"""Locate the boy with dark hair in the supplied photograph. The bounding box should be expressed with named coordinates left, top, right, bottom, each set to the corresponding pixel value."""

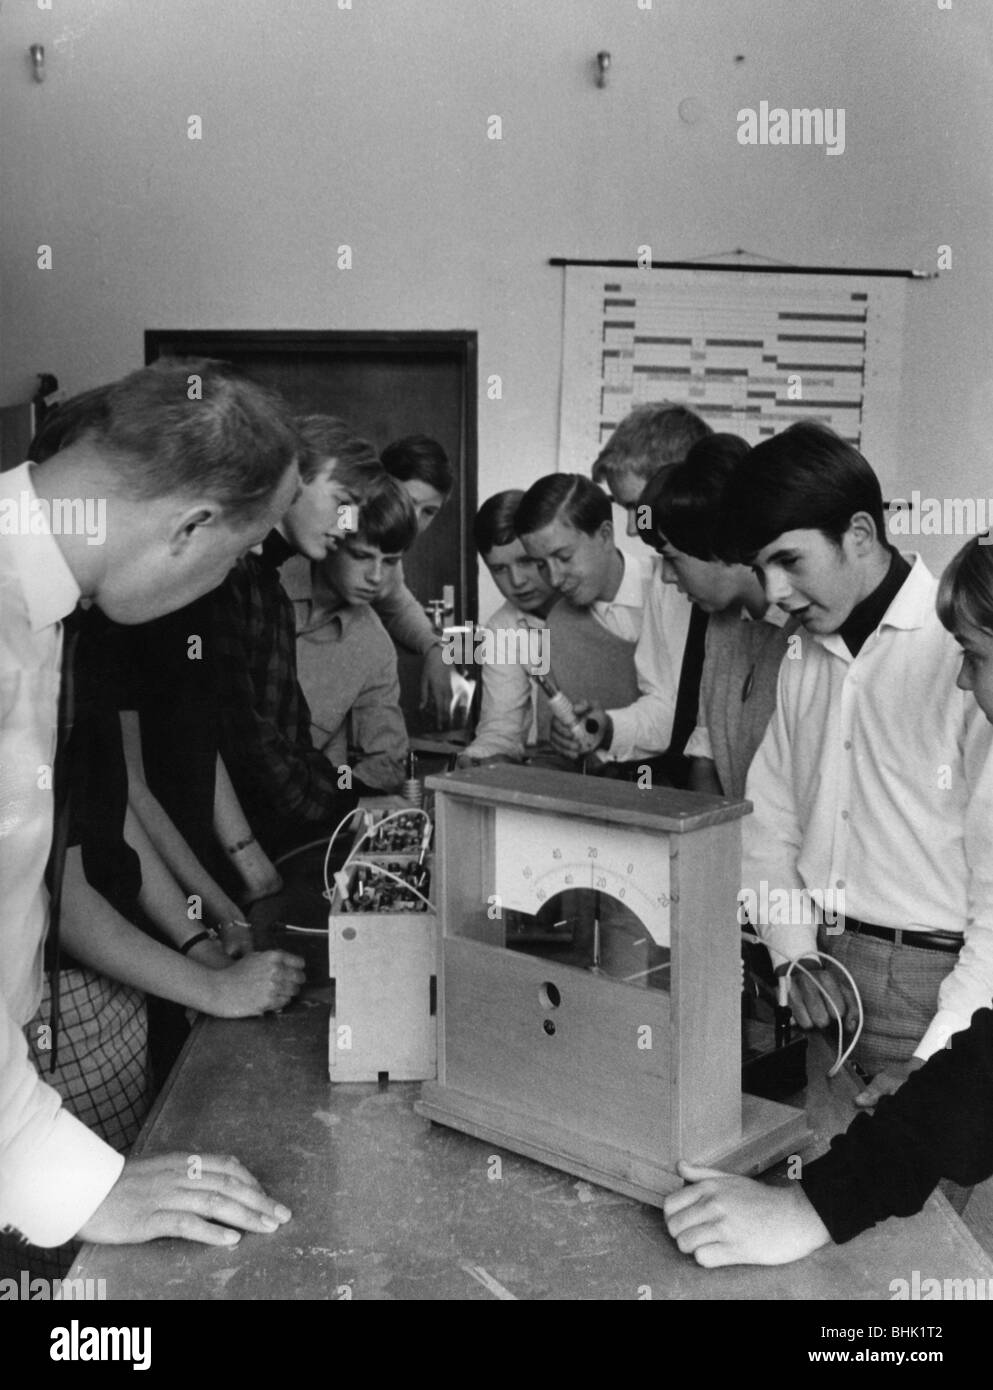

left=715, top=421, right=993, bottom=1107
left=665, top=529, right=993, bottom=1268
left=381, top=433, right=454, bottom=531
left=380, top=432, right=456, bottom=725
left=639, top=433, right=796, bottom=799
left=1, top=358, right=299, bottom=1261
left=293, top=473, right=418, bottom=792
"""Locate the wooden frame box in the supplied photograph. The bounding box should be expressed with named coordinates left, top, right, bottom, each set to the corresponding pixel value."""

left=416, top=766, right=809, bottom=1206
left=328, top=818, right=437, bottom=1083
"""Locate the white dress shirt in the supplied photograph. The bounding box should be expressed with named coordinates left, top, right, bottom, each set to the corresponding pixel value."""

left=0, top=463, right=124, bottom=1246
left=604, top=556, right=693, bottom=763
left=743, top=554, right=993, bottom=1061
left=462, top=599, right=546, bottom=761
left=466, top=552, right=660, bottom=762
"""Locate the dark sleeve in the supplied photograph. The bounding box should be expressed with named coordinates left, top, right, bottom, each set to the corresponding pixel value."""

left=800, top=1005, right=993, bottom=1244
left=212, top=567, right=368, bottom=834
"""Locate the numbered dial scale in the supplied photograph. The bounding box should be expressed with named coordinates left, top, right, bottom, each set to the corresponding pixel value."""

left=416, top=764, right=810, bottom=1207
left=495, top=805, right=671, bottom=946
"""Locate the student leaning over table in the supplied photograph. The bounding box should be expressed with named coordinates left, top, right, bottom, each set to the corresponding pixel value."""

left=717, top=422, right=993, bottom=1110
left=0, top=360, right=299, bottom=1254
left=664, top=531, right=993, bottom=1267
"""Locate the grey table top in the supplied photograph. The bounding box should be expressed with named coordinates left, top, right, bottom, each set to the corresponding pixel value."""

left=72, top=987, right=993, bottom=1301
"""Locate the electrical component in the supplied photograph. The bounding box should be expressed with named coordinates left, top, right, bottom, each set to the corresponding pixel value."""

left=528, top=669, right=602, bottom=754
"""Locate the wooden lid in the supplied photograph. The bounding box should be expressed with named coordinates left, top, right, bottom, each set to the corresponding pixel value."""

left=426, top=764, right=750, bottom=833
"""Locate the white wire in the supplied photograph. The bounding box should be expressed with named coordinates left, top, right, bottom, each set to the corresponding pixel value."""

left=321, top=807, right=367, bottom=905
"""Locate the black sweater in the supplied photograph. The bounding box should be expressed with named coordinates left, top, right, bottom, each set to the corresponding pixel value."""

left=800, top=1005, right=993, bottom=1244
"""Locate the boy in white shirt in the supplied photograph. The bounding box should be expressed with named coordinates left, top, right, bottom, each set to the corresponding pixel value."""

left=718, top=421, right=993, bottom=1109
left=517, top=473, right=688, bottom=770
left=458, top=490, right=557, bottom=764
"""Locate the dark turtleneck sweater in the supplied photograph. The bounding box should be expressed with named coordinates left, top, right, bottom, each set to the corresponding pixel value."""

left=837, top=547, right=911, bottom=658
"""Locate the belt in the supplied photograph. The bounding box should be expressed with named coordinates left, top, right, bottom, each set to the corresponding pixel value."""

left=838, top=917, right=963, bottom=954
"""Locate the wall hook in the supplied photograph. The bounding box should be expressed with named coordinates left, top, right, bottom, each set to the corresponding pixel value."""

left=29, top=44, right=45, bottom=83
left=595, top=51, right=610, bottom=89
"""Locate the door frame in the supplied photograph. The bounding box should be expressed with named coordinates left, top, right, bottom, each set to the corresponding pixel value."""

left=144, top=328, right=479, bottom=624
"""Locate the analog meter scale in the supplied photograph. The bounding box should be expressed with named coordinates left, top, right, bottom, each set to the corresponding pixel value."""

left=416, top=765, right=809, bottom=1206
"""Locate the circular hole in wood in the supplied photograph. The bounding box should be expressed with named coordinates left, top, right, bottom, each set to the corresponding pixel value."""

left=539, top=982, right=561, bottom=1010
left=542, top=1019, right=556, bottom=1036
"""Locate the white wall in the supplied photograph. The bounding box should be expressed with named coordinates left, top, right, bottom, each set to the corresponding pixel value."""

left=2, top=0, right=991, bottom=609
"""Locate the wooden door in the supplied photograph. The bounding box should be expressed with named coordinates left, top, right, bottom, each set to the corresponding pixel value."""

left=145, top=330, right=477, bottom=732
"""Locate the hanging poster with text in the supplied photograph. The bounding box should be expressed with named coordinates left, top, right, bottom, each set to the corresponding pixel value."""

left=559, top=265, right=907, bottom=493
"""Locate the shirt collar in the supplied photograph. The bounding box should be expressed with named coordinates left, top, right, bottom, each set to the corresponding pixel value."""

left=0, top=462, right=81, bottom=632
left=873, top=552, right=933, bottom=631
left=815, top=552, right=933, bottom=658
left=596, top=550, right=651, bottom=612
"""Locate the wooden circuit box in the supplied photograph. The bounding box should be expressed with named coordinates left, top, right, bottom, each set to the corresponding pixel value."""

left=415, top=766, right=809, bottom=1206
left=327, top=812, right=437, bottom=1083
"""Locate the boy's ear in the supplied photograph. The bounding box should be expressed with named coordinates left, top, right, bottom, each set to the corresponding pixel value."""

left=596, top=518, right=615, bottom=544
left=846, top=510, right=880, bottom=554
left=168, top=505, right=216, bottom=555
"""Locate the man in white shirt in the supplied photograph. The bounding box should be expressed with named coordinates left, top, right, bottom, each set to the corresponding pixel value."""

left=718, top=421, right=993, bottom=1109
left=1, top=360, right=301, bottom=1257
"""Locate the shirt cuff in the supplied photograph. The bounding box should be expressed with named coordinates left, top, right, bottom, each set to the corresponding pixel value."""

left=913, top=1008, right=969, bottom=1063
left=684, top=724, right=712, bottom=761
left=603, top=706, right=638, bottom=763
left=756, top=923, right=819, bottom=974
left=3, top=1108, right=125, bottom=1248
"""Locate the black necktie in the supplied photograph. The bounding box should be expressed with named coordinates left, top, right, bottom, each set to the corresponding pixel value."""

left=670, top=603, right=709, bottom=760
left=45, top=605, right=81, bottom=1073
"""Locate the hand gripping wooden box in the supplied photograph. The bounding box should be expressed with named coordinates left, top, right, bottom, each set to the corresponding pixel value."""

left=415, top=766, right=810, bottom=1206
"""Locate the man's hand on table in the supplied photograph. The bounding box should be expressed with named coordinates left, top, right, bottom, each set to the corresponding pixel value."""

left=663, top=1160, right=831, bottom=1267
left=205, top=949, right=306, bottom=1017
left=77, top=1152, right=292, bottom=1247
left=854, top=1056, right=925, bottom=1109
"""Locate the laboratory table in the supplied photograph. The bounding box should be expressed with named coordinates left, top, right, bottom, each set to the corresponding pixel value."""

left=72, top=979, right=993, bottom=1301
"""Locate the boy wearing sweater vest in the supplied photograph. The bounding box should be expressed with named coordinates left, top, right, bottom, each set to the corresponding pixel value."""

left=516, top=474, right=679, bottom=768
